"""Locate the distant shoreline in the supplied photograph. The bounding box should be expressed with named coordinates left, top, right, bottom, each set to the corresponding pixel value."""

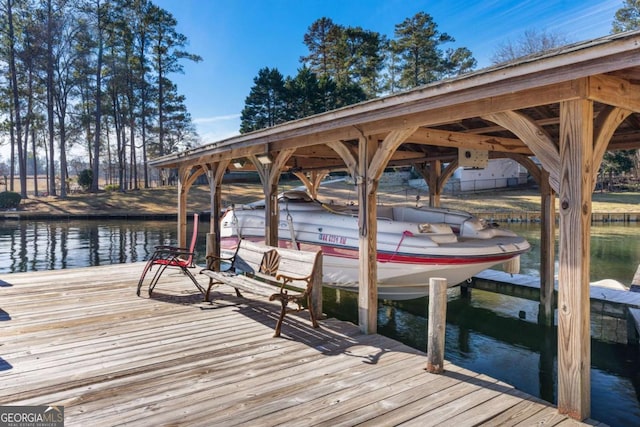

left=3, top=182, right=640, bottom=222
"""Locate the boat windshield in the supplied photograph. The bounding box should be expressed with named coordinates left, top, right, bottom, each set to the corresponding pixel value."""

left=279, top=191, right=314, bottom=203
left=245, top=191, right=316, bottom=209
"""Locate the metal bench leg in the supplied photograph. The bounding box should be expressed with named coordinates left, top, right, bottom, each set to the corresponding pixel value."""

left=274, top=298, right=288, bottom=338
left=205, top=278, right=225, bottom=302
left=205, top=279, right=214, bottom=302
left=307, top=295, right=320, bottom=328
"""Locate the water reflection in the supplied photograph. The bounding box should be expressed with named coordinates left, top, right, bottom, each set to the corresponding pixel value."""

left=4, top=220, right=640, bottom=282
left=506, top=222, right=640, bottom=283
left=0, top=219, right=207, bottom=274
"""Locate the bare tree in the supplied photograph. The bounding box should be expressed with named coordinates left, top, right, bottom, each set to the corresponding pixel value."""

left=4, top=0, right=28, bottom=197
left=45, top=0, right=57, bottom=196
left=491, top=29, right=571, bottom=64
left=90, top=0, right=106, bottom=193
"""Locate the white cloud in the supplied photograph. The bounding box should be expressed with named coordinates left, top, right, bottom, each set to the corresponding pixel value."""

left=193, top=114, right=241, bottom=144
left=546, top=1, right=618, bottom=38
left=193, top=113, right=241, bottom=124
left=191, top=113, right=241, bottom=144
left=198, top=128, right=240, bottom=144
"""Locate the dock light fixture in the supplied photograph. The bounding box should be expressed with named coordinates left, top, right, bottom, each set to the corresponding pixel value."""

left=256, top=153, right=273, bottom=165
left=232, top=158, right=246, bottom=169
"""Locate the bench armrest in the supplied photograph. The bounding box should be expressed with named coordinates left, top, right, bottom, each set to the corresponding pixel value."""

left=276, top=272, right=312, bottom=286
left=205, top=253, right=235, bottom=263
left=204, top=253, right=236, bottom=272
left=200, top=267, right=234, bottom=276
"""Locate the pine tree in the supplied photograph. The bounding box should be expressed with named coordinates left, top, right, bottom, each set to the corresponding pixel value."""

left=284, top=67, right=323, bottom=120
left=301, top=17, right=341, bottom=80
left=240, top=67, right=288, bottom=133
left=301, top=18, right=385, bottom=99
left=341, top=26, right=385, bottom=97
left=612, top=0, right=640, bottom=33
left=148, top=4, right=201, bottom=156
left=390, top=12, right=456, bottom=89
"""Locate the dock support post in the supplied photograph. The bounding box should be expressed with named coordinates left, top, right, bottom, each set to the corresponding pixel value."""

left=207, top=162, right=226, bottom=268
left=627, top=307, right=640, bottom=345
left=357, top=136, right=378, bottom=334
left=557, top=98, right=592, bottom=420
left=460, top=283, right=471, bottom=299
left=539, top=170, right=556, bottom=326
left=206, top=233, right=218, bottom=271
left=426, top=277, right=447, bottom=374
left=177, top=165, right=189, bottom=248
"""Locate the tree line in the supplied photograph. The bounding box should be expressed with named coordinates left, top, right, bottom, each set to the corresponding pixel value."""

left=2, top=1, right=639, bottom=198
left=0, top=0, right=200, bottom=197
left=240, top=13, right=476, bottom=133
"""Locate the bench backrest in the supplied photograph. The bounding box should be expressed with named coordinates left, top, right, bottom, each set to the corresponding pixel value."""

left=273, top=245, right=320, bottom=280
left=232, top=240, right=274, bottom=275
left=233, top=240, right=321, bottom=289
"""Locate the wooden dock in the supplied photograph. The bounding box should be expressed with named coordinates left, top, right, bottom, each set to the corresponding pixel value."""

left=0, top=264, right=602, bottom=426
left=470, top=269, right=640, bottom=316
left=470, top=269, right=640, bottom=345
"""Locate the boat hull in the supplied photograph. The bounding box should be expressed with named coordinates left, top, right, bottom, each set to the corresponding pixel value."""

left=310, top=246, right=517, bottom=300
left=221, top=236, right=526, bottom=300
left=220, top=193, right=530, bottom=300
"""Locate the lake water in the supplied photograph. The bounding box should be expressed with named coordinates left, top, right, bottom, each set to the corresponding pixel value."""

left=1, top=219, right=639, bottom=426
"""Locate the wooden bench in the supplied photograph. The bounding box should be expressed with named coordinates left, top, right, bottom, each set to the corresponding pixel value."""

left=200, top=240, right=323, bottom=337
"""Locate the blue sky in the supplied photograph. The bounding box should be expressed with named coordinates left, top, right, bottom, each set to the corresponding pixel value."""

left=155, top=0, right=622, bottom=145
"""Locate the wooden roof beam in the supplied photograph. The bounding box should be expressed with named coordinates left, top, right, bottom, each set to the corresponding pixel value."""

left=460, top=117, right=559, bottom=134
left=588, top=74, right=640, bottom=113
left=593, top=106, right=633, bottom=188
left=369, top=127, right=419, bottom=182
left=402, top=127, right=532, bottom=155
left=483, top=110, right=560, bottom=192
left=358, top=80, right=585, bottom=136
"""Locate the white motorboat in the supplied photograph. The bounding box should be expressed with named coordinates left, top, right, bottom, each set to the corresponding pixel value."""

left=220, top=191, right=531, bottom=300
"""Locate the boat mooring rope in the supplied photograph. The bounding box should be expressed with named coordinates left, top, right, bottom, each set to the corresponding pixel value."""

left=231, top=205, right=242, bottom=240
left=392, top=230, right=414, bottom=258
left=285, top=200, right=300, bottom=250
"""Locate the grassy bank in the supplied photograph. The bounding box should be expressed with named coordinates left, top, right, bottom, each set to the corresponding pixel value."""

left=5, top=180, right=640, bottom=218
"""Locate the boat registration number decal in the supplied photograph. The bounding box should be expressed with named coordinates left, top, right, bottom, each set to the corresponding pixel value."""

left=319, top=233, right=347, bottom=245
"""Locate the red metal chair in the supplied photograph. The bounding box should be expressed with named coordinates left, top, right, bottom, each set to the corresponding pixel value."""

left=137, top=213, right=205, bottom=297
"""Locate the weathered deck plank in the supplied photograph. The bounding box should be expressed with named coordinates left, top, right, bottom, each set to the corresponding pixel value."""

left=0, top=263, right=601, bottom=426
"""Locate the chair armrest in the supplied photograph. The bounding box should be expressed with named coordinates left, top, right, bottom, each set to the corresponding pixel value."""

left=154, top=249, right=194, bottom=258
left=154, top=244, right=188, bottom=251
left=148, top=248, right=196, bottom=268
